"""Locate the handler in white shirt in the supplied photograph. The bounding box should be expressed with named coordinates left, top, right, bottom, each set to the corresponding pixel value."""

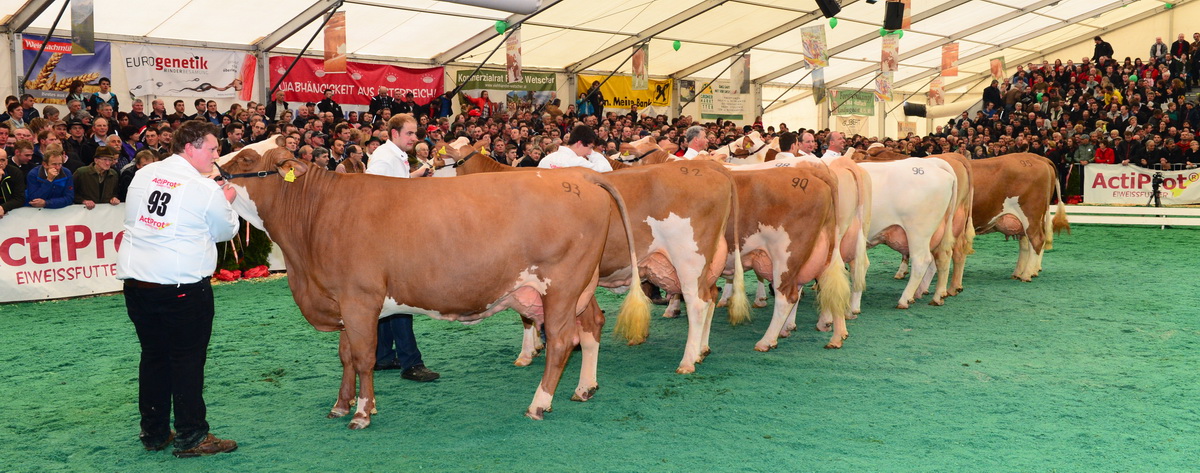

left=821, top=131, right=847, bottom=162
left=681, top=125, right=707, bottom=159
left=774, top=131, right=801, bottom=160
left=365, top=114, right=434, bottom=178
left=798, top=131, right=819, bottom=157
left=539, top=124, right=613, bottom=172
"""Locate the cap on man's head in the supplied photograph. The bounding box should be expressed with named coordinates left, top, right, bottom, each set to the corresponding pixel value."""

left=427, top=125, right=439, bottom=133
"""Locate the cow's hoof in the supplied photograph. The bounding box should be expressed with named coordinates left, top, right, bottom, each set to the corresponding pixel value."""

left=893, top=274, right=906, bottom=280
left=348, top=415, right=370, bottom=430
left=514, top=357, right=533, bottom=367
left=716, top=300, right=728, bottom=308
left=846, top=313, right=859, bottom=320
left=572, top=386, right=598, bottom=402
left=701, top=347, right=712, bottom=357
left=852, top=309, right=862, bottom=315
left=662, top=310, right=679, bottom=319
left=752, top=300, right=769, bottom=308
left=328, top=405, right=350, bottom=419
left=824, top=341, right=843, bottom=349
left=896, top=304, right=909, bottom=310
left=929, top=299, right=944, bottom=306
left=525, top=407, right=546, bottom=420
left=754, top=341, right=776, bottom=352
left=676, top=365, right=695, bottom=374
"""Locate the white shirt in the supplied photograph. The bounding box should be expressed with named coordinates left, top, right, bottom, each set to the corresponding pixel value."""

left=117, top=155, right=238, bottom=284
left=538, top=146, right=613, bottom=172
left=683, top=147, right=700, bottom=159
left=821, top=149, right=842, bottom=163
left=775, top=151, right=796, bottom=160
left=365, top=139, right=410, bottom=178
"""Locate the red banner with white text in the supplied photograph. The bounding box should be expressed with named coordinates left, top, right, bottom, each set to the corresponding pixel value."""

left=269, top=56, right=443, bottom=106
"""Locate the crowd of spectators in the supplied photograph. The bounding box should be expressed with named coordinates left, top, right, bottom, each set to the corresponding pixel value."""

left=2, top=30, right=1199, bottom=220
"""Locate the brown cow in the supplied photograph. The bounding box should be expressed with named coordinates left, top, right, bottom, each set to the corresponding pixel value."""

left=220, top=147, right=652, bottom=426
left=444, top=141, right=751, bottom=373
left=967, top=153, right=1069, bottom=281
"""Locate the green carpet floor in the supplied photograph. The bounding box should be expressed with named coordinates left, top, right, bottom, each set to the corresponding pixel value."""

left=1, top=225, right=1196, bottom=472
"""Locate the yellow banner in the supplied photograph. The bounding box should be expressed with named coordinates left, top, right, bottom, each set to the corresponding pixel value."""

left=577, top=74, right=671, bottom=110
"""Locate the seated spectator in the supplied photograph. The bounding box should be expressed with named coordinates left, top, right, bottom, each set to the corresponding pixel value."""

left=0, top=149, right=25, bottom=218
left=118, top=125, right=144, bottom=170
left=11, top=139, right=36, bottom=174
left=117, top=150, right=160, bottom=201
left=74, top=146, right=121, bottom=208
left=336, top=144, right=366, bottom=173
left=25, top=149, right=73, bottom=209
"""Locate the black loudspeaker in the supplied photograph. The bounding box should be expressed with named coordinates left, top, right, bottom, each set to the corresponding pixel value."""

left=883, top=1, right=905, bottom=30
left=903, top=102, right=927, bottom=117
left=816, top=0, right=841, bottom=18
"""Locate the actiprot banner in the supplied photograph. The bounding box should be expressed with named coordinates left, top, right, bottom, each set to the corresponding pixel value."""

left=576, top=74, right=671, bottom=114
left=121, top=44, right=255, bottom=100
left=455, top=69, right=556, bottom=116
left=1083, top=164, right=1200, bottom=205
left=0, top=206, right=125, bottom=303
left=270, top=56, right=443, bottom=106
left=20, top=34, right=111, bottom=104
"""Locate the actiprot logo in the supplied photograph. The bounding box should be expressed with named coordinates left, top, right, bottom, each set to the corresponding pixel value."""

left=1092, top=171, right=1198, bottom=196
left=0, top=225, right=124, bottom=266
left=151, top=177, right=181, bottom=189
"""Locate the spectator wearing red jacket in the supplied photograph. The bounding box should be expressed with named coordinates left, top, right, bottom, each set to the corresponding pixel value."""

left=1093, top=140, right=1116, bottom=164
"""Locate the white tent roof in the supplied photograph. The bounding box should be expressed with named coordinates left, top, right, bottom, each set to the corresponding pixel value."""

left=0, top=0, right=1187, bottom=97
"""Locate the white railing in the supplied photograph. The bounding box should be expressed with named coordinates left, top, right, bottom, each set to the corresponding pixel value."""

left=1051, top=205, right=1200, bottom=226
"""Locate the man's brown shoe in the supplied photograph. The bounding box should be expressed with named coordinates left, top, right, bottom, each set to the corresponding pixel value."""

left=172, top=433, right=238, bottom=458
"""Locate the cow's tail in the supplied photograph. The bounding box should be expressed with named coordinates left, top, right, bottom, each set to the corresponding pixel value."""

left=936, top=169, right=958, bottom=260
left=726, top=177, right=751, bottom=325
left=1044, top=163, right=1071, bottom=250
left=817, top=182, right=851, bottom=334
left=963, top=178, right=977, bottom=255
left=850, top=164, right=871, bottom=293
left=588, top=176, right=652, bottom=345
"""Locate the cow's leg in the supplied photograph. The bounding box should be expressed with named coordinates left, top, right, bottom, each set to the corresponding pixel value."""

left=527, top=296, right=575, bottom=420
left=949, top=244, right=967, bottom=296
left=329, top=330, right=355, bottom=419
left=1014, top=236, right=1036, bottom=282
left=894, top=255, right=909, bottom=279
left=753, top=278, right=770, bottom=308
left=515, top=316, right=542, bottom=367
left=781, top=299, right=801, bottom=336
left=930, top=239, right=954, bottom=305
left=755, top=283, right=798, bottom=352
left=698, top=299, right=716, bottom=361
left=849, top=251, right=869, bottom=317
left=898, top=248, right=933, bottom=309
left=717, top=281, right=732, bottom=308
left=572, top=297, right=603, bottom=402
left=662, top=293, right=683, bottom=318
left=337, top=313, right=378, bottom=430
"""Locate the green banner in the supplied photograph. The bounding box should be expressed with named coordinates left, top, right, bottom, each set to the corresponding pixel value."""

left=832, top=89, right=874, bottom=116
left=455, top=69, right=555, bottom=92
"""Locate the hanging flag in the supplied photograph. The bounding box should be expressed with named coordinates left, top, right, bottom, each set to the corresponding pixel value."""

left=631, top=43, right=648, bottom=91
left=731, top=55, right=750, bottom=94
left=941, top=43, right=959, bottom=76
left=930, top=77, right=945, bottom=106
left=989, top=56, right=1007, bottom=81
left=874, top=71, right=893, bottom=102
left=70, top=0, right=94, bottom=55
left=323, top=11, right=347, bottom=74
left=506, top=28, right=523, bottom=84
left=881, top=35, right=899, bottom=72
left=902, top=0, right=912, bottom=30
left=800, top=25, right=829, bottom=68
left=813, top=68, right=826, bottom=105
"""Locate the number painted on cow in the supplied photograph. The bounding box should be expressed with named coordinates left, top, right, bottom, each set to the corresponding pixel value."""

left=561, top=181, right=581, bottom=197
left=1020, top=160, right=1033, bottom=167
left=913, top=167, right=925, bottom=175
left=774, top=162, right=792, bottom=168
left=679, top=166, right=701, bottom=176
left=792, top=178, right=808, bottom=190
left=147, top=190, right=172, bottom=217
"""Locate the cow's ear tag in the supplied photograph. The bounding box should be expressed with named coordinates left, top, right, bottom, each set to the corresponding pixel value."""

left=481, top=147, right=490, bottom=156
left=438, top=147, right=447, bottom=155
left=284, top=168, right=297, bottom=182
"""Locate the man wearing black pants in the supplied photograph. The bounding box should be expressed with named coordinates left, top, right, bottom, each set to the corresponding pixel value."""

left=117, top=121, right=239, bottom=458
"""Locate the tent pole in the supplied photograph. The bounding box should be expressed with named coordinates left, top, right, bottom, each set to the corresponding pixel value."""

left=20, top=0, right=68, bottom=94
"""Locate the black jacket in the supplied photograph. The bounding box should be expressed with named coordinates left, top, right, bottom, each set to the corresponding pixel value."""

left=1, top=165, right=25, bottom=212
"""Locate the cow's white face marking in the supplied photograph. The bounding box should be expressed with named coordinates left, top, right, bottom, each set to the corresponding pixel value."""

left=229, top=183, right=269, bottom=236
left=741, top=223, right=793, bottom=282
left=644, top=213, right=704, bottom=292
left=988, top=196, right=1030, bottom=232
left=514, top=266, right=551, bottom=294
left=380, top=296, right=447, bottom=321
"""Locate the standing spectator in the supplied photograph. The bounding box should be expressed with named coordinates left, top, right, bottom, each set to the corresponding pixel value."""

left=1170, top=33, right=1190, bottom=60
left=118, top=126, right=144, bottom=170
left=88, top=77, right=118, bottom=116
left=202, top=101, right=222, bottom=126
left=116, top=150, right=159, bottom=201
left=20, top=94, right=39, bottom=121
left=1092, top=139, right=1115, bottom=164
left=148, top=99, right=169, bottom=125
left=394, top=91, right=414, bottom=115
left=460, top=91, right=496, bottom=120
left=586, top=82, right=604, bottom=118
left=74, top=145, right=121, bottom=208
left=368, top=87, right=396, bottom=118
left=116, top=120, right=239, bottom=458
left=264, top=90, right=290, bottom=124
left=1150, top=37, right=1168, bottom=62
left=4, top=102, right=26, bottom=130
left=25, top=149, right=73, bottom=209
left=433, top=91, right=453, bottom=119
left=335, top=144, right=365, bottom=173
left=169, top=100, right=189, bottom=123
left=0, top=149, right=25, bottom=218
left=66, top=80, right=88, bottom=106
left=128, top=99, right=149, bottom=130
left=220, top=123, right=244, bottom=155
left=317, top=89, right=344, bottom=122
left=1093, top=36, right=1114, bottom=63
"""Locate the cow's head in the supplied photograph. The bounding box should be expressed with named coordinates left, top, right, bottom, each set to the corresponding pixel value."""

left=219, top=147, right=310, bottom=232
left=616, top=136, right=670, bottom=165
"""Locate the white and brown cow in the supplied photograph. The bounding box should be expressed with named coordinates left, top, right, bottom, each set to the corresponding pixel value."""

left=445, top=141, right=751, bottom=374
left=846, top=149, right=959, bottom=308
left=968, top=153, right=1069, bottom=281
left=220, top=147, right=652, bottom=426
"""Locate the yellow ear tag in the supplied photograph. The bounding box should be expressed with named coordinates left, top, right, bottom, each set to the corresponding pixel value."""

left=745, top=143, right=753, bottom=149
left=438, top=147, right=447, bottom=155
left=284, top=168, right=296, bottom=182
left=481, top=147, right=489, bottom=156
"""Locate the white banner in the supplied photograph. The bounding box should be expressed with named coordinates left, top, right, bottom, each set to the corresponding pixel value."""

left=120, top=44, right=255, bottom=99
left=699, top=81, right=746, bottom=121
left=1083, top=164, right=1200, bottom=205
left=0, top=206, right=125, bottom=302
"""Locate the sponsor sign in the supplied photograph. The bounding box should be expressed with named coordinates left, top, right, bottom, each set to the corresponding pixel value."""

left=270, top=56, right=444, bottom=106
left=1083, top=164, right=1200, bottom=205
left=577, top=74, right=671, bottom=112
left=832, top=89, right=874, bottom=116
left=20, top=34, right=111, bottom=104
left=698, top=81, right=745, bottom=121
left=121, top=44, right=255, bottom=100
left=0, top=206, right=125, bottom=303
left=456, top=69, right=555, bottom=116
